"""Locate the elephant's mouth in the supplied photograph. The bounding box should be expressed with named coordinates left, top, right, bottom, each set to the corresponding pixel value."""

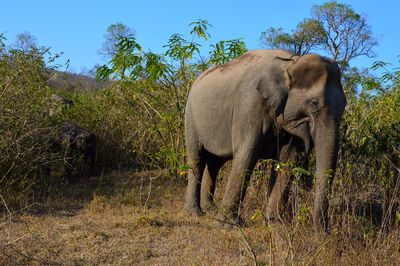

left=277, top=115, right=313, bottom=153
left=277, top=115, right=311, bottom=130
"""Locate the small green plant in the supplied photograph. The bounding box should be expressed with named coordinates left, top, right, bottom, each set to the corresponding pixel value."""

left=296, top=205, right=311, bottom=225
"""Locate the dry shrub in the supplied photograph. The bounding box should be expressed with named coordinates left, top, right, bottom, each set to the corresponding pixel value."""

left=0, top=46, right=65, bottom=207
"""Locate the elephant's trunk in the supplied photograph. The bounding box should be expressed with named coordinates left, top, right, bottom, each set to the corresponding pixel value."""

left=312, top=118, right=339, bottom=232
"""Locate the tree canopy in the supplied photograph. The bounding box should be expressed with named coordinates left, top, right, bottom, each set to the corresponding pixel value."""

left=98, top=23, right=136, bottom=60
left=260, top=1, right=377, bottom=71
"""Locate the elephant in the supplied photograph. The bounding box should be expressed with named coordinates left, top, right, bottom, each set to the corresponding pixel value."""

left=55, top=121, right=96, bottom=180
left=184, top=50, right=346, bottom=231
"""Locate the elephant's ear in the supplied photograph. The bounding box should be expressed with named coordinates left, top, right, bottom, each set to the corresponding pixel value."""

left=256, top=57, right=297, bottom=116
left=286, top=54, right=326, bottom=89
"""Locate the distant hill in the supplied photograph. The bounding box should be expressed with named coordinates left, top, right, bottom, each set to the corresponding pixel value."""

left=47, top=70, right=107, bottom=91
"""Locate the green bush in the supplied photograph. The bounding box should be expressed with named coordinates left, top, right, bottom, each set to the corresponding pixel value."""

left=0, top=41, right=62, bottom=206
left=333, top=66, right=400, bottom=230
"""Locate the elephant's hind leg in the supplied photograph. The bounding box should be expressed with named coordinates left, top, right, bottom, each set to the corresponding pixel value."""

left=184, top=136, right=206, bottom=216
left=201, top=157, right=225, bottom=212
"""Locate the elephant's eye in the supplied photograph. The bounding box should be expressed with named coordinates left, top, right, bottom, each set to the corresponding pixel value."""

left=306, top=98, right=320, bottom=112
left=310, top=100, right=318, bottom=107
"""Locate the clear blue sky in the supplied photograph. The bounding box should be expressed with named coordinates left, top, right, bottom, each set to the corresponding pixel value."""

left=1, top=0, right=399, bottom=73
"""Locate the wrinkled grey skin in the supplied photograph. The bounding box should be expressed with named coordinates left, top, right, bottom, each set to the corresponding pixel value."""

left=184, top=50, right=346, bottom=232
left=56, top=121, right=96, bottom=179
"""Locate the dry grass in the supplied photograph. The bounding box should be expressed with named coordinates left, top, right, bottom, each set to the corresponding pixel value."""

left=1, top=171, right=399, bottom=265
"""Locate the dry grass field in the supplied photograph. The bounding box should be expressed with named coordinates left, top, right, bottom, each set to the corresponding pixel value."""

left=1, top=170, right=399, bottom=265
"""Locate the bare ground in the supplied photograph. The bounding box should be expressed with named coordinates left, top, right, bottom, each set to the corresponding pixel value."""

left=1, top=170, right=399, bottom=265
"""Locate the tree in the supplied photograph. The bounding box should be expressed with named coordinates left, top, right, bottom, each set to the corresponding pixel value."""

left=260, top=19, right=325, bottom=55
left=12, top=31, right=37, bottom=53
left=312, top=1, right=377, bottom=70
left=97, top=23, right=136, bottom=79
left=260, top=1, right=377, bottom=71
left=99, top=23, right=136, bottom=60
left=97, top=19, right=247, bottom=82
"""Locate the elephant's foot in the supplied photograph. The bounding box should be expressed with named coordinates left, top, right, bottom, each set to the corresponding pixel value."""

left=184, top=203, right=204, bottom=217
left=200, top=199, right=217, bottom=213
left=216, top=212, right=244, bottom=229
left=267, top=204, right=295, bottom=223
left=265, top=216, right=279, bottom=224
left=266, top=203, right=284, bottom=222
left=266, top=210, right=287, bottom=223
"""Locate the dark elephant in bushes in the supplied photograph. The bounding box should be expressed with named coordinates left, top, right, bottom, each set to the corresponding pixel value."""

left=55, top=121, right=96, bottom=179
left=184, top=50, right=346, bottom=231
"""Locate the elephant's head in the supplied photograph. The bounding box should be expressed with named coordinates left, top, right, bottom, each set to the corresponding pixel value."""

left=276, top=54, right=347, bottom=231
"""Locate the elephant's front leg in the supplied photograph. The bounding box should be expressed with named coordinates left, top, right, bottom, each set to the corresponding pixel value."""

left=266, top=140, right=298, bottom=220
left=219, top=150, right=258, bottom=227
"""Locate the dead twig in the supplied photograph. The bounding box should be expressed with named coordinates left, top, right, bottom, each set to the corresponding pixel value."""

left=305, top=234, right=334, bottom=266
left=211, top=217, right=258, bottom=266
left=0, top=193, right=12, bottom=242
left=2, top=234, right=30, bottom=247
left=376, top=155, right=400, bottom=242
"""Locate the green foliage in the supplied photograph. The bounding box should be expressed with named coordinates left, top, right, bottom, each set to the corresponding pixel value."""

left=0, top=39, right=64, bottom=207
left=189, top=19, right=212, bottom=41
left=97, top=36, right=170, bottom=82
left=260, top=19, right=325, bottom=55
left=164, top=33, right=200, bottom=62
left=260, top=28, right=292, bottom=52
left=209, top=39, right=247, bottom=65
left=99, top=23, right=136, bottom=60
left=342, top=64, right=400, bottom=159
left=336, top=62, right=400, bottom=229
left=97, top=19, right=246, bottom=82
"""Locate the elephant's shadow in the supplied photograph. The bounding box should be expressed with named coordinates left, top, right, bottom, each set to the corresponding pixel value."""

left=17, top=171, right=185, bottom=219
left=20, top=174, right=117, bottom=217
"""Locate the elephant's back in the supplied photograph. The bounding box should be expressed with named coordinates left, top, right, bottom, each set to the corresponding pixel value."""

left=188, top=49, right=292, bottom=112
left=194, top=49, right=292, bottom=86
